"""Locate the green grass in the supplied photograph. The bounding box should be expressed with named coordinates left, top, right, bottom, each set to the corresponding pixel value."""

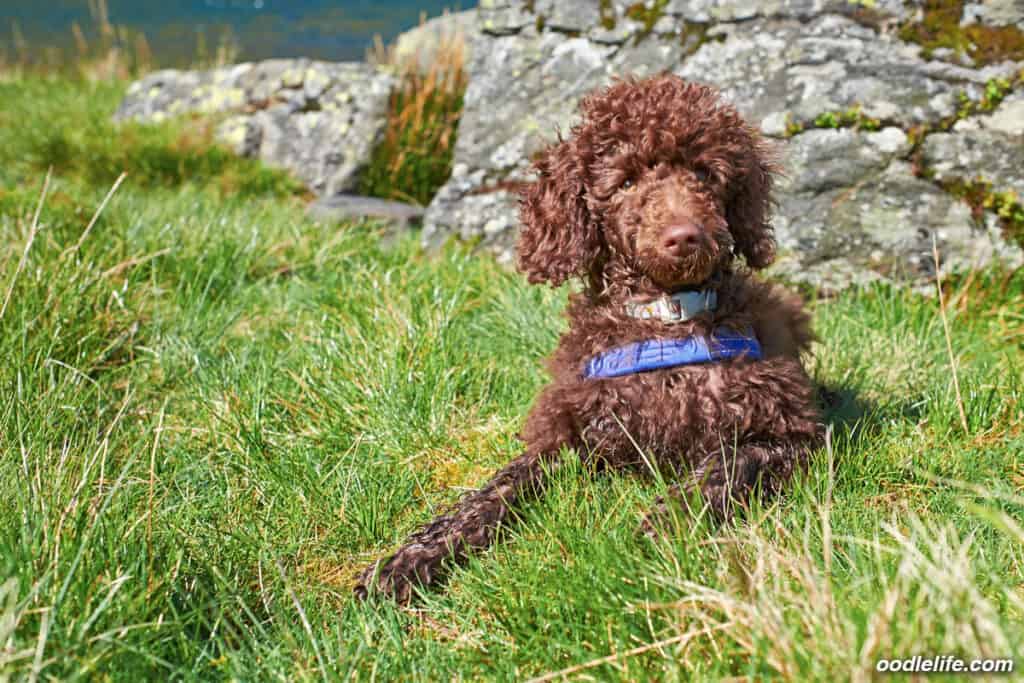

left=0, top=77, right=304, bottom=200
left=2, top=75, right=1024, bottom=680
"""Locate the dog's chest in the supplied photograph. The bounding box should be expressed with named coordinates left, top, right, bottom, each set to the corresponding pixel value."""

left=570, top=358, right=798, bottom=469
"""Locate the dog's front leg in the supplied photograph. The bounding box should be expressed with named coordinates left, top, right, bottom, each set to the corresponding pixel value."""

left=355, top=389, right=577, bottom=603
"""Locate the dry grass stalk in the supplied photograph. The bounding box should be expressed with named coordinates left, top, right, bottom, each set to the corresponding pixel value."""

left=88, top=0, right=114, bottom=39
left=931, top=234, right=969, bottom=433
left=360, top=13, right=468, bottom=205
left=62, top=171, right=127, bottom=259
left=1, top=169, right=51, bottom=321
left=645, top=504, right=1017, bottom=681
left=146, top=401, right=167, bottom=577
left=71, top=22, right=89, bottom=58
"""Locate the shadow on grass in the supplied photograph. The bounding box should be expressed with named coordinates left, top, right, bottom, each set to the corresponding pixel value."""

left=819, top=382, right=872, bottom=434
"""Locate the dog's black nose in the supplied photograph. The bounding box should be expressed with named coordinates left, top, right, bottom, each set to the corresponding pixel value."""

left=662, top=223, right=702, bottom=256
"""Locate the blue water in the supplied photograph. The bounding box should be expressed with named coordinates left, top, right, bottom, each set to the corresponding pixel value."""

left=0, top=1, right=476, bottom=65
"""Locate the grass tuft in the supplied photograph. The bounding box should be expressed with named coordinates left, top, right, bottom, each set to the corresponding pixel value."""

left=359, top=23, right=468, bottom=207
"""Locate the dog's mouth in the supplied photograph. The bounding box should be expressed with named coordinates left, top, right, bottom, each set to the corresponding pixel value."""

left=645, top=257, right=717, bottom=289
left=636, top=239, right=721, bottom=289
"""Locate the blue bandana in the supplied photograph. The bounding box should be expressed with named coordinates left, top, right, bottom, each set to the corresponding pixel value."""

left=583, top=327, right=762, bottom=379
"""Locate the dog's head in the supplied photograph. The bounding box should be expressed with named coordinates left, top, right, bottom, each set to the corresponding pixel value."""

left=517, top=75, right=778, bottom=297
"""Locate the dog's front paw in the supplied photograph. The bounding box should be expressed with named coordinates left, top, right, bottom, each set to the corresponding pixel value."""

left=354, top=543, right=444, bottom=604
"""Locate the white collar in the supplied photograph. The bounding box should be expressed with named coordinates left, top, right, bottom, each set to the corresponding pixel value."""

left=624, top=288, right=717, bottom=323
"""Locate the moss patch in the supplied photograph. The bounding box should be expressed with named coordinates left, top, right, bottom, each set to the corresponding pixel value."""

left=599, top=0, right=617, bottom=30
left=626, top=0, right=670, bottom=42
left=939, top=176, right=1024, bottom=247
left=814, top=105, right=882, bottom=131
left=783, top=105, right=883, bottom=137
left=784, top=114, right=805, bottom=137
left=898, top=0, right=1024, bottom=65
left=953, top=76, right=1015, bottom=120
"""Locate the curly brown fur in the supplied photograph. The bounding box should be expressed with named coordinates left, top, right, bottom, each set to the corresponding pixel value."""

left=356, top=75, right=823, bottom=603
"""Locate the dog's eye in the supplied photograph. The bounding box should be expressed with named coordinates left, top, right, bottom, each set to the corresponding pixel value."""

left=694, top=167, right=710, bottom=183
left=621, top=178, right=634, bottom=190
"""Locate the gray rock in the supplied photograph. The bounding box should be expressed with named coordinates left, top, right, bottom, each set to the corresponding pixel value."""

left=588, top=22, right=641, bottom=45
left=536, top=0, right=603, bottom=32
left=922, top=91, right=1024, bottom=202
left=983, top=92, right=1024, bottom=135
left=425, top=183, right=522, bottom=259
left=666, top=0, right=827, bottom=22
left=664, top=0, right=915, bottom=23
left=922, top=134, right=1024, bottom=200
left=115, top=60, right=394, bottom=196
left=772, top=128, right=1022, bottom=288
left=478, top=0, right=534, bottom=35
left=307, top=195, right=425, bottom=228
left=777, top=127, right=912, bottom=195
left=961, top=0, right=1024, bottom=28
left=948, top=89, right=1024, bottom=137
left=392, top=10, right=476, bottom=75
left=676, top=14, right=1017, bottom=131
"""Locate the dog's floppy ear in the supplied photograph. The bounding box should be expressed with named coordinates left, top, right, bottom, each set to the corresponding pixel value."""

left=517, top=136, right=601, bottom=286
left=727, top=136, right=778, bottom=270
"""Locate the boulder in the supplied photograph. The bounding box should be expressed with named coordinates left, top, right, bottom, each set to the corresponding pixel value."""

left=422, top=0, right=1024, bottom=289
left=112, top=1, right=1024, bottom=289
left=115, top=60, right=394, bottom=197
left=392, top=10, right=476, bottom=74
left=922, top=91, right=1024, bottom=198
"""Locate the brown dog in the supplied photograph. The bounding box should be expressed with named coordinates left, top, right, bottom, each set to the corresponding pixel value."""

left=356, top=74, right=822, bottom=603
